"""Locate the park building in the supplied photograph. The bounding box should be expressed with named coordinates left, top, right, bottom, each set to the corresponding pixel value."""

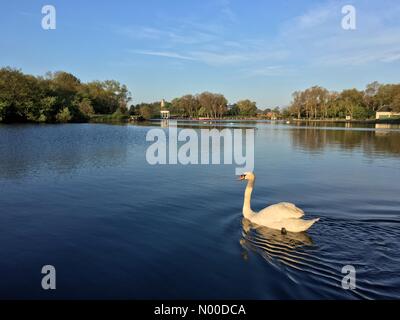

left=375, top=105, right=400, bottom=120
left=160, top=99, right=170, bottom=119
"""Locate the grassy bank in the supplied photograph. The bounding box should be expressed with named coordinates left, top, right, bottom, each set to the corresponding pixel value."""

left=89, top=114, right=129, bottom=123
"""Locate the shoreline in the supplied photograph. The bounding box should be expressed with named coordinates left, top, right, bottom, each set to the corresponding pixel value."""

left=290, top=118, right=400, bottom=124
left=2, top=117, right=400, bottom=125
left=148, top=117, right=400, bottom=124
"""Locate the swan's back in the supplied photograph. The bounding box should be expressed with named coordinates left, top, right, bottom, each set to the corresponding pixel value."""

left=256, top=202, right=305, bottom=221
left=250, top=203, right=319, bottom=232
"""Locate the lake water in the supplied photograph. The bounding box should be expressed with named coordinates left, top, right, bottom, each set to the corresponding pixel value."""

left=0, top=121, right=399, bottom=299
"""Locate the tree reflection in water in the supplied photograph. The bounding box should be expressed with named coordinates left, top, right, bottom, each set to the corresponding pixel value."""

left=289, top=126, right=400, bottom=157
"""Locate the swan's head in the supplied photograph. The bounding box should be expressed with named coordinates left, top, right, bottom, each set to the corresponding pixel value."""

left=238, top=172, right=255, bottom=181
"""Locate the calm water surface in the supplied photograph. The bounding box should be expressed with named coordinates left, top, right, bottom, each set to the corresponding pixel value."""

left=0, top=121, right=399, bottom=299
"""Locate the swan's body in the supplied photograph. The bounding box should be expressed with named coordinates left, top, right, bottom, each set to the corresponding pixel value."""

left=240, top=172, right=319, bottom=233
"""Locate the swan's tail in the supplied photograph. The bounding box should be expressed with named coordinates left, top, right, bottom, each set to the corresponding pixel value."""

left=305, top=218, right=319, bottom=231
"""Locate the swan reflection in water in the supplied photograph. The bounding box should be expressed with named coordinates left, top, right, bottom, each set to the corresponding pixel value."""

left=240, top=218, right=315, bottom=269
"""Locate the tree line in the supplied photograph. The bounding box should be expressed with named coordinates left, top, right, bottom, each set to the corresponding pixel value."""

left=284, top=82, right=400, bottom=120
left=132, top=82, right=400, bottom=121
left=0, top=67, right=131, bottom=123
left=2, top=68, right=399, bottom=123
left=0, top=68, right=260, bottom=123
left=129, top=94, right=260, bottom=119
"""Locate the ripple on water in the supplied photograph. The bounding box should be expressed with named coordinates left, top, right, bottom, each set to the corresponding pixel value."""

left=241, top=217, right=400, bottom=299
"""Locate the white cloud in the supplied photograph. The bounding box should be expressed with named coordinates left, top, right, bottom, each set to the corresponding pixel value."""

left=279, top=0, right=400, bottom=67
left=296, top=6, right=333, bottom=30
left=116, top=25, right=218, bottom=45
left=130, top=50, right=197, bottom=61
left=381, top=52, right=400, bottom=63
left=190, top=51, right=249, bottom=65
left=240, top=65, right=295, bottom=78
left=119, top=0, right=400, bottom=72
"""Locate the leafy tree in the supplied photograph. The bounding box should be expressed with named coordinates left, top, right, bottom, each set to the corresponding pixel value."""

left=139, top=105, right=154, bottom=119
left=0, top=68, right=40, bottom=122
left=290, top=91, right=303, bottom=119
left=198, top=106, right=208, bottom=117
left=236, top=100, right=257, bottom=116
left=174, top=94, right=200, bottom=118
left=78, top=98, right=95, bottom=117
left=0, top=101, right=7, bottom=122
left=226, top=104, right=240, bottom=116
left=56, top=107, right=72, bottom=123
left=339, top=89, right=365, bottom=119
left=392, top=93, right=400, bottom=112
left=286, top=83, right=400, bottom=120
left=0, top=67, right=132, bottom=123
left=197, top=92, right=227, bottom=118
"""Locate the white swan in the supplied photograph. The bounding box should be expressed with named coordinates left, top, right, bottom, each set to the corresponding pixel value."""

left=239, top=172, right=319, bottom=233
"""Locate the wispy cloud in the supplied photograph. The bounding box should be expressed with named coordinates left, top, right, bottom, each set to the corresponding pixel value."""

left=130, top=49, right=251, bottom=66
left=129, top=46, right=289, bottom=68
left=118, top=0, right=400, bottom=74
left=279, top=0, right=400, bottom=67
left=219, top=0, right=237, bottom=23
left=115, top=25, right=218, bottom=45
left=243, top=65, right=294, bottom=78
left=317, top=49, right=400, bottom=66
left=296, top=6, right=333, bottom=30
left=130, top=50, right=197, bottom=61
left=381, top=52, right=400, bottom=63
left=190, top=51, right=249, bottom=65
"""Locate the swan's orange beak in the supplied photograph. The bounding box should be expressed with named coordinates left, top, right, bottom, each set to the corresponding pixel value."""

left=238, top=174, right=246, bottom=181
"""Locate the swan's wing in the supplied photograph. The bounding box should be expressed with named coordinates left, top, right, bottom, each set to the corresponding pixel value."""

left=279, top=217, right=319, bottom=233
left=257, top=202, right=304, bottom=221
left=279, top=202, right=305, bottom=218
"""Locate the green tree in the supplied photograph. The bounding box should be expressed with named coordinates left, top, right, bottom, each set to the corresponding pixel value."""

left=56, top=107, right=72, bottom=123
left=0, top=101, right=7, bottom=122
left=0, top=67, right=132, bottom=123
left=139, top=105, right=154, bottom=119
left=236, top=99, right=257, bottom=116
left=227, top=104, right=240, bottom=116
left=392, top=93, right=400, bottom=112
left=78, top=98, right=95, bottom=117
left=339, top=89, right=365, bottom=119
left=0, top=67, right=40, bottom=122
left=197, top=92, right=227, bottom=118
left=290, top=91, right=303, bottom=119
left=171, top=95, right=199, bottom=117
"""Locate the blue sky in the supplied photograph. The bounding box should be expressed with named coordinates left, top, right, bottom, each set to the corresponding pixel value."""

left=1, top=0, right=400, bottom=107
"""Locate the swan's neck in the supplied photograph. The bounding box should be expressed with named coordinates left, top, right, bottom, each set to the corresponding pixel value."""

left=243, top=179, right=255, bottom=219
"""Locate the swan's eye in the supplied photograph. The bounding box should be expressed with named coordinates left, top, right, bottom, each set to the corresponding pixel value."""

left=240, top=174, right=246, bottom=180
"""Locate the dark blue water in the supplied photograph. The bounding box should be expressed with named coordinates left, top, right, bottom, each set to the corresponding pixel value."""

left=0, top=122, right=399, bottom=299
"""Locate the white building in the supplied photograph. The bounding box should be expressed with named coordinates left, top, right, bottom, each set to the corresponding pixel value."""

left=376, top=105, right=400, bottom=119
left=160, top=99, right=170, bottom=119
